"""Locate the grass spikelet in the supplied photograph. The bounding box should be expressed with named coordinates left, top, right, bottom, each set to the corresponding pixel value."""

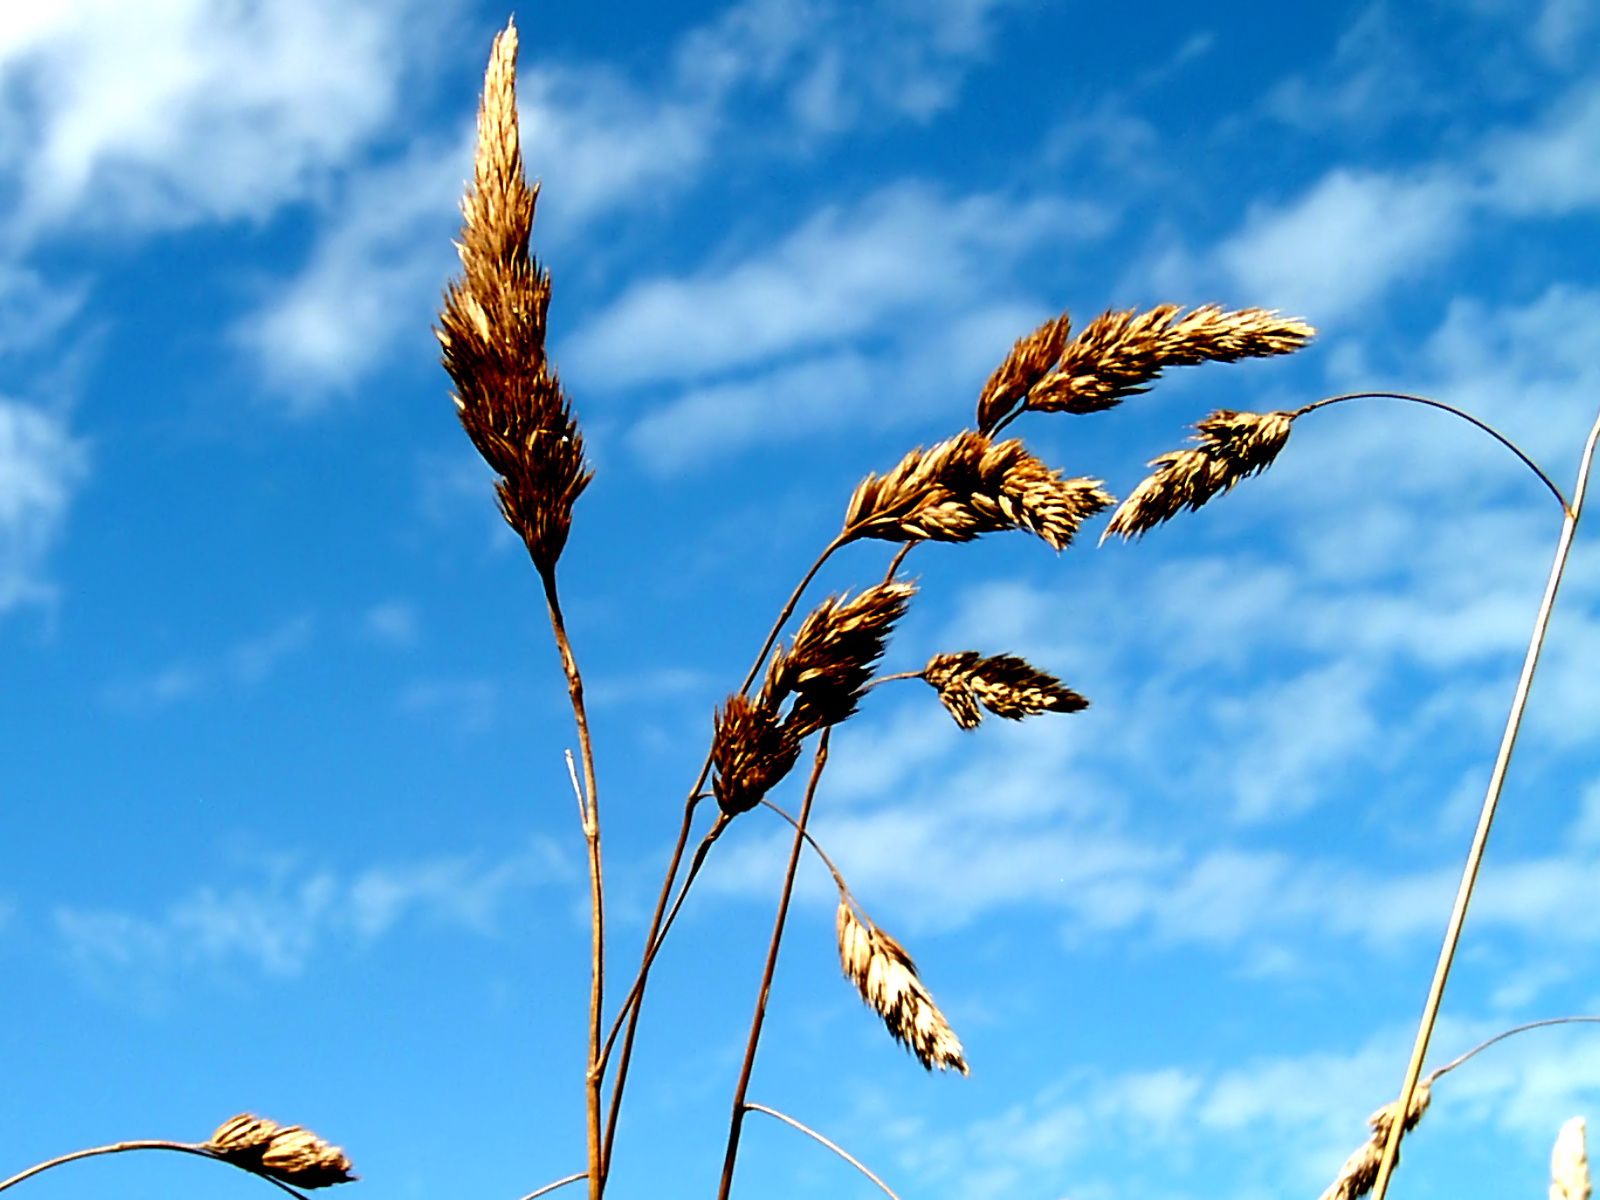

left=1316, top=1083, right=1431, bottom=1200
left=206, top=1114, right=356, bottom=1189
left=437, top=20, right=590, bottom=574
left=762, top=582, right=915, bottom=737
left=976, top=312, right=1072, bottom=434
left=1553, top=1117, right=1592, bottom=1200
left=842, top=430, right=1112, bottom=550
left=922, top=652, right=1088, bottom=729
left=836, top=899, right=967, bottom=1075
left=711, top=694, right=801, bottom=818
left=1103, top=409, right=1293, bottom=540
left=1010, top=305, right=1313, bottom=421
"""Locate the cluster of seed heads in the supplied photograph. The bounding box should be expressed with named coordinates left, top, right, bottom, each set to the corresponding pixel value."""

left=206, top=1114, right=356, bottom=1190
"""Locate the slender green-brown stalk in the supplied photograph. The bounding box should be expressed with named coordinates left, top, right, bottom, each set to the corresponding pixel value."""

left=1370, top=403, right=1600, bottom=1200
left=0, top=1143, right=310, bottom=1200
left=717, top=730, right=832, bottom=1200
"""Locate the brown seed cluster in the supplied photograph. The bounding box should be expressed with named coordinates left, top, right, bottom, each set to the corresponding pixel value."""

left=1103, top=409, right=1294, bottom=540
left=837, top=900, right=967, bottom=1074
left=206, top=1114, right=356, bottom=1189
left=1317, top=1083, right=1431, bottom=1200
left=437, top=21, right=589, bottom=575
left=713, top=583, right=914, bottom=817
left=842, top=430, right=1111, bottom=550
left=921, top=651, right=1088, bottom=729
left=977, top=305, right=1314, bottom=433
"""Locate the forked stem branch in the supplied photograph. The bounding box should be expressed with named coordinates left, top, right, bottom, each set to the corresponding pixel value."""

left=716, top=731, right=832, bottom=1200
left=1370, top=403, right=1600, bottom=1200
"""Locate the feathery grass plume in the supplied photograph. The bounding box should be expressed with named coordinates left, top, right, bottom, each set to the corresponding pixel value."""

left=761, top=582, right=915, bottom=737
left=206, top=1114, right=356, bottom=1189
left=437, top=20, right=590, bottom=575
left=977, top=305, right=1312, bottom=430
left=921, top=651, right=1088, bottom=729
left=1553, top=1117, right=1592, bottom=1200
left=842, top=430, right=1112, bottom=550
left=836, top=898, right=967, bottom=1074
left=712, top=693, right=801, bottom=818
left=976, top=312, right=1072, bottom=434
left=1103, top=409, right=1294, bottom=541
left=1316, top=1083, right=1431, bottom=1200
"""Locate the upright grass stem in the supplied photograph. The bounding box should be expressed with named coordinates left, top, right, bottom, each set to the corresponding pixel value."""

left=1370, top=403, right=1600, bottom=1200
left=537, top=567, right=605, bottom=1200
left=717, top=730, right=832, bottom=1200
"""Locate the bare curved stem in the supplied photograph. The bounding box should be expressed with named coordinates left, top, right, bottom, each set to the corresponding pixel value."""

left=717, top=731, right=832, bottom=1200
left=514, top=1171, right=588, bottom=1200
left=0, top=1142, right=310, bottom=1200
left=1371, top=402, right=1600, bottom=1200
left=599, top=535, right=850, bottom=1182
left=757, top=799, right=849, bottom=896
left=741, top=1103, right=901, bottom=1200
left=1424, top=1016, right=1600, bottom=1085
left=539, top=566, right=605, bottom=1200
left=1294, top=392, right=1569, bottom=514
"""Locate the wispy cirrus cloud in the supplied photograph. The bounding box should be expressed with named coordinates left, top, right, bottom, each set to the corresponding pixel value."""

left=0, top=398, right=88, bottom=616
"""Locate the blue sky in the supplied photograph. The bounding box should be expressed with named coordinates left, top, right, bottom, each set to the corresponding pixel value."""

left=4, top=1, right=1600, bottom=1198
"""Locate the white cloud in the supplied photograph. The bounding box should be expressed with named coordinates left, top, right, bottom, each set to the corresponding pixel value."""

left=0, top=0, right=427, bottom=238
left=0, top=398, right=88, bottom=614
left=1218, top=168, right=1472, bottom=321
left=400, top=678, right=499, bottom=734
left=54, top=839, right=571, bottom=991
left=1488, top=80, right=1600, bottom=216
left=101, top=616, right=315, bottom=711
left=363, top=600, right=418, bottom=647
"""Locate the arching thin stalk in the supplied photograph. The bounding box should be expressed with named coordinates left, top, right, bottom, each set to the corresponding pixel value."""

left=514, top=1171, right=588, bottom=1200
left=0, top=1142, right=310, bottom=1200
left=1294, top=392, right=1569, bottom=514
left=742, top=1103, right=900, bottom=1200
left=1425, top=1016, right=1600, bottom=1084
left=1370, top=403, right=1600, bottom=1200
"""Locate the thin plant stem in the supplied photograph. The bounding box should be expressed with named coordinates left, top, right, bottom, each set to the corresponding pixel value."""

left=757, top=799, right=848, bottom=894
left=1370, top=403, right=1600, bottom=1200
left=514, top=1171, right=588, bottom=1200
left=1294, top=392, right=1569, bottom=514
left=716, top=730, right=832, bottom=1200
left=742, top=1103, right=901, bottom=1200
left=0, top=1142, right=311, bottom=1200
left=599, top=535, right=849, bottom=1182
left=538, top=566, right=605, bottom=1200
left=1425, top=1016, right=1600, bottom=1085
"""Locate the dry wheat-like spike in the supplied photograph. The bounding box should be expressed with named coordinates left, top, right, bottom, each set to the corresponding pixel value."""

left=712, top=693, right=801, bottom=818
left=994, top=304, right=1312, bottom=424
left=1316, top=1083, right=1431, bottom=1200
left=921, top=651, right=1088, bottom=729
left=1103, top=409, right=1294, bottom=541
left=206, top=1113, right=356, bottom=1189
left=1553, top=1117, right=1592, bottom=1200
left=761, top=582, right=915, bottom=736
left=842, top=430, right=1112, bottom=550
left=836, top=899, right=967, bottom=1074
left=976, top=312, right=1072, bottom=433
left=437, top=20, right=590, bottom=574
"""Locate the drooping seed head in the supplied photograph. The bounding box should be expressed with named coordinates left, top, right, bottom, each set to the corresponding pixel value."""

left=836, top=899, right=967, bottom=1074
left=1316, top=1083, right=1431, bottom=1200
left=921, top=652, right=1088, bottom=729
left=1103, top=409, right=1294, bottom=541
left=207, top=1113, right=357, bottom=1189
left=711, top=694, right=801, bottom=818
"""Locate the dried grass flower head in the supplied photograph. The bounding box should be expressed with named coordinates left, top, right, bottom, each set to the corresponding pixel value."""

left=1553, top=1117, right=1592, bottom=1200
left=438, top=19, right=590, bottom=575
left=977, top=304, right=1314, bottom=433
left=711, top=693, right=800, bottom=818
left=1103, top=409, right=1294, bottom=541
left=206, top=1113, right=357, bottom=1189
left=762, top=582, right=915, bottom=736
left=1316, top=1083, right=1431, bottom=1200
left=836, top=898, right=967, bottom=1074
left=921, top=651, right=1087, bottom=729
left=843, top=430, right=1111, bottom=550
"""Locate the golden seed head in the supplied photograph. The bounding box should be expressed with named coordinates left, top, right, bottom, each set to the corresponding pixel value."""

left=207, top=1113, right=357, bottom=1189
left=1103, top=409, right=1294, bottom=541
left=836, top=899, right=968, bottom=1075
left=921, top=651, right=1088, bottom=729
left=1316, top=1083, right=1431, bottom=1200
left=711, top=694, right=801, bottom=818
left=1553, top=1117, right=1592, bottom=1200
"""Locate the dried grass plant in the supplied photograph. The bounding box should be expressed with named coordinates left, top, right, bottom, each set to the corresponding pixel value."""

left=9, top=17, right=1600, bottom=1200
